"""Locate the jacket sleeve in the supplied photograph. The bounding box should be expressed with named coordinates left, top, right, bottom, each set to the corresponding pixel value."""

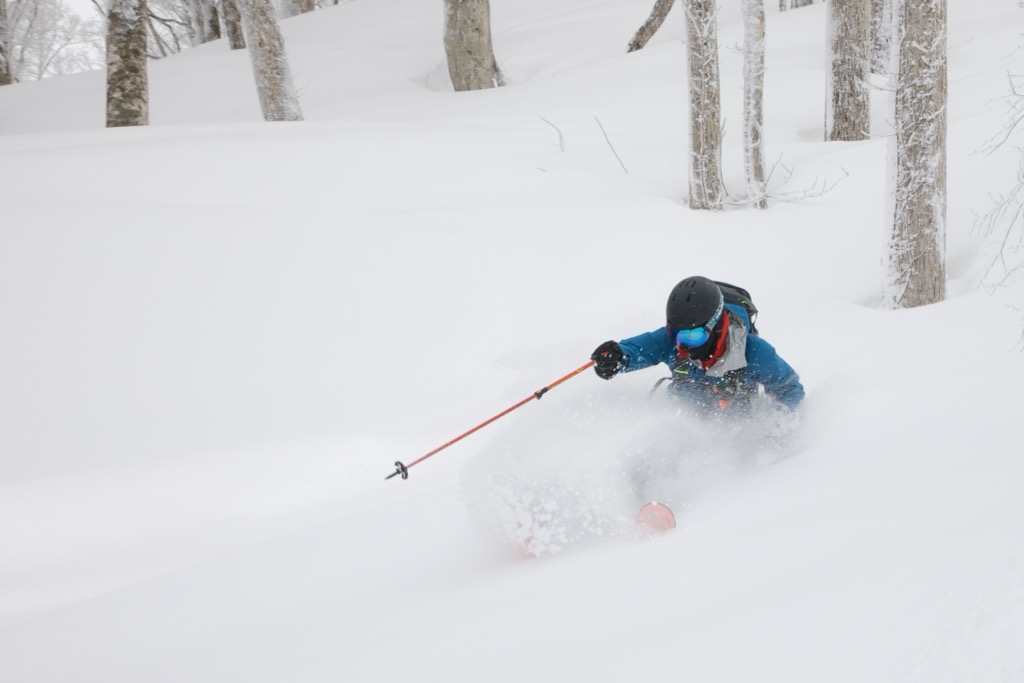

left=618, top=328, right=676, bottom=373
left=744, top=335, right=805, bottom=409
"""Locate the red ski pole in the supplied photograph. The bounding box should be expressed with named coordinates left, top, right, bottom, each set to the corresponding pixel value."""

left=386, top=360, right=596, bottom=480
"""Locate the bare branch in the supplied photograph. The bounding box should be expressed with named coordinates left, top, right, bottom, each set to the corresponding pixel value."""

left=595, top=117, right=629, bottom=174
left=540, top=117, right=566, bottom=152
left=627, top=0, right=676, bottom=53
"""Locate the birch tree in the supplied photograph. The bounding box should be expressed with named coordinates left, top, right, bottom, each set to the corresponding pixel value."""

left=826, top=0, right=870, bottom=141
left=222, top=0, right=245, bottom=50
left=238, top=0, right=303, bottom=121
left=2, top=0, right=103, bottom=81
left=742, top=0, right=767, bottom=208
left=282, top=0, right=316, bottom=17
left=870, top=0, right=893, bottom=75
left=443, top=0, right=504, bottom=91
left=185, top=0, right=219, bottom=44
left=883, top=0, right=946, bottom=308
left=976, top=76, right=1024, bottom=290
left=684, top=0, right=723, bottom=210
left=106, top=0, right=148, bottom=127
left=0, top=0, right=11, bottom=85
left=627, top=0, right=675, bottom=53
left=143, top=0, right=224, bottom=57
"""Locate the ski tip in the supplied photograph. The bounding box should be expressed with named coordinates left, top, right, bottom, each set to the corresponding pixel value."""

left=636, top=501, right=676, bottom=534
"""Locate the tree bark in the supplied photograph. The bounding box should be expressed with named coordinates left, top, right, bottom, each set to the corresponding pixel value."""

left=684, top=0, right=723, bottom=211
left=0, top=0, right=11, bottom=86
left=627, top=0, right=675, bottom=53
left=186, top=0, right=218, bottom=44
left=826, top=0, right=870, bottom=141
left=282, top=0, right=316, bottom=17
left=443, top=0, right=504, bottom=91
left=884, top=0, right=946, bottom=308
left=869, top=0, right=893, bottom=75
left=202, top=0, right=221, bottom=42
left=106, top=0, right=149, bottom=127
left=238, top=0, right=303, bottom=121
left=743, top=0, right=767, bottom=208
left=222, top=0, right=246, bottom=50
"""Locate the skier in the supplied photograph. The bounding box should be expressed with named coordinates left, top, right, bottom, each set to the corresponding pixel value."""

left=590, top=276, right=804, bottom=413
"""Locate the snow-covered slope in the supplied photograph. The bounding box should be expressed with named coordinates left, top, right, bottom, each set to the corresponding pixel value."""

left=2, top=1, right=1023, bottom=681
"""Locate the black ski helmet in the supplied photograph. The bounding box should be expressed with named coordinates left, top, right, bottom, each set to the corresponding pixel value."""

left=666, top=276, right=724, bottom=331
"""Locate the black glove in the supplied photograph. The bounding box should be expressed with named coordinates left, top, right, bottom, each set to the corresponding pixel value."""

left=591, top=340, right=623, bottom=380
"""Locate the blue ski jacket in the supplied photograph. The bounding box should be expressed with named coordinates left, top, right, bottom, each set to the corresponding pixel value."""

left=618, top=304, right=804, bottom=411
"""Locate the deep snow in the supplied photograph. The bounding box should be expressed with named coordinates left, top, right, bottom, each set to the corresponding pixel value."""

left=2, top=0, right=1024, bottom=681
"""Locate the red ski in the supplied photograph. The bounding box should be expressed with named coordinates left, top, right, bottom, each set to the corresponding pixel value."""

left=635, top=502, right=676, bottom=535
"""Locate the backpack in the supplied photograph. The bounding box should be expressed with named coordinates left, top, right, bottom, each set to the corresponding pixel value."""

left=715, top=281, right=759, bottom=335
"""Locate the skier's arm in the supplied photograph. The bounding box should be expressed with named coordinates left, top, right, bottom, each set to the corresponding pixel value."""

left=618, top=328, right=676, bottom=373
left=745, top=336, right=805, bottom=409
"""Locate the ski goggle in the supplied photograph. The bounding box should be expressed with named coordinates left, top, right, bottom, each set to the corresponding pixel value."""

left=675, top=326, right=712, bottom=348
left=672, top=306, right=723, bottom=349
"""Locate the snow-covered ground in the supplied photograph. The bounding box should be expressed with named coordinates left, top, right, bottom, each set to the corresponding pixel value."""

left=2, top=1, right=1023, bottom=680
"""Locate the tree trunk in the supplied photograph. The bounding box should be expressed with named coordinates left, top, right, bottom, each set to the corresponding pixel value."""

left=443, top=0, right=504, bottom=91
left=106, top=0, right=149, bottom=127
left=684, top=0, right=723, bottom=211
left=884, top=0, right=946, bottom=308
left=742, top=0, right=767, bottom=209
left=869, top=0, right=893, bottom=75
left=282, top=0, right=316, bottom=17
left=204, top=0, right=221, bottom=42
left=222, top=0, right=246, bottom=50
left=238, top=0, right=303, bottom=121
left=826, top=0, right=870, bottom=141
left=188, top=0, right=219, bottom=44
left=0, top=0, right=11, bottom=86
left=627, top=0, right=675, bottom=53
